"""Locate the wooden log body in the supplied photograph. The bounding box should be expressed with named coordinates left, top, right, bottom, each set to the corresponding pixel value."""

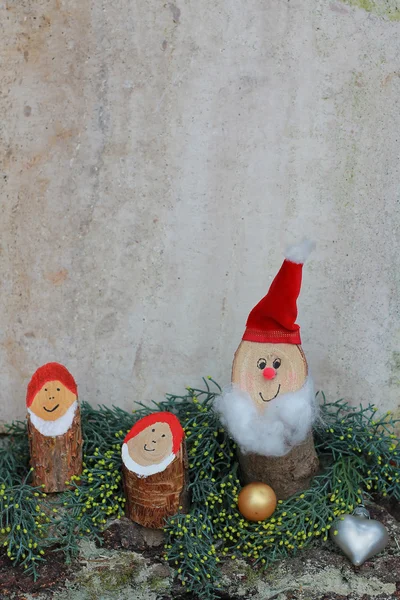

left=223, top=243, right=319, bottom=500
left=230, top=341, right=319, bottom=499
left=238, top=432, right=319, bottom=499
left=122, top=443, right=189, bottom=529
left=27, top=408, right=83, bottom=493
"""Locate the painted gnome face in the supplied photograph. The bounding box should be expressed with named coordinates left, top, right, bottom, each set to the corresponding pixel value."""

left=122, top=412, right=184, bottom=477
left=127, top=422, right=173, bottom=467
left=27, top=363, right=78, bottom=436
left=232, top=342, right=307, bottom=409
left=29, top=380, right=77, bottom=421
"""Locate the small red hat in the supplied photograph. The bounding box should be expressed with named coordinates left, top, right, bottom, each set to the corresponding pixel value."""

left=124, top=412, right=184, bottom=455
left=242, top=240, right=315, bottom=345
left=26, top=363, right=77, bottom=407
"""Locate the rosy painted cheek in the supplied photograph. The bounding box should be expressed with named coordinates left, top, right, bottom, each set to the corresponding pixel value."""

left=240, top=371, right=256, bottom=391
left=283, top=371, right=298, bottom=388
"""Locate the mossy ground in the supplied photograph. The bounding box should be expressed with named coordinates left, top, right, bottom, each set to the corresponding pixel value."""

left=1, top=502, right=399, bottom=600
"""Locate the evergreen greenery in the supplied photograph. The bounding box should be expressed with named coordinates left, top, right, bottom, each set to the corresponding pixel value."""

left=0, top=380, right=399, bottom=600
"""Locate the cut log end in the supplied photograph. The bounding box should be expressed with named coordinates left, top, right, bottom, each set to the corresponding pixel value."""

left=238, top=432, right=319, bottom=500
left=27, top=408, right=83, bottom=493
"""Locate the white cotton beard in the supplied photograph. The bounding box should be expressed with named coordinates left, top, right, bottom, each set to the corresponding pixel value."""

left=214, top=377, right=317, bottom=457
left=121, top=443, right=175, bottom=477
left=28, top=401, right=78, bottom=437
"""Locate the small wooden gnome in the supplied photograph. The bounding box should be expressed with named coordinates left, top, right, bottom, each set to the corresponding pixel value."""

left=26, top=362, right=83, bottom=493
left=216, top=241, right=319, bottom=499
left=121, top=412, right=189, bottom=529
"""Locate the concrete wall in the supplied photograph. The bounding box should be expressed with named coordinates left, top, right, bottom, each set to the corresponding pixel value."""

left=1, top=0, right=400, bottom=424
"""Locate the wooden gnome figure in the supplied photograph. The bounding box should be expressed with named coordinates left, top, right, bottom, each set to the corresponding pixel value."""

left=121, top=412, right=189, bottom=529
left=26, top=363, right=83, bottom=493
left=216, top=241, right=319, bottom=499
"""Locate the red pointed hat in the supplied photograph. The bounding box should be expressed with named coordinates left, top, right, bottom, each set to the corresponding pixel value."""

left=242, top=240, right=315, bottom=345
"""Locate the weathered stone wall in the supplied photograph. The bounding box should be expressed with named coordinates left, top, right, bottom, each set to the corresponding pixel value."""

left=1, top=0, right=400, bottom=423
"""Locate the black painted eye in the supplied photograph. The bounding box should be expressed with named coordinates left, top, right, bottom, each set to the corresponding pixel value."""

left=257, top=358, right=267, bottom=370
left=273, top=358, right=281, bottom=369
left=152, top=429, right=155, bottom=432
left=44, top=389, right=47, bottom=391
left=161, top=434, right=166, bottom=438
left=57, top=388, right=60, bottom=392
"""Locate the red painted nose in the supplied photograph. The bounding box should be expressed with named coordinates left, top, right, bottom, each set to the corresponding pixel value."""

left=263, top=367, right=276, bottom=380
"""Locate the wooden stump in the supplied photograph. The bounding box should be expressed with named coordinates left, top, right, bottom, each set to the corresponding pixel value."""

left=27, top=408, right=83, bottom=493
left=216, top=242, right=320, bottom=500
left=26, top=362, right=82, bottom=493
left=122, top=444, right=189, bottom=529
left=238, top=432, right=319, bottom=499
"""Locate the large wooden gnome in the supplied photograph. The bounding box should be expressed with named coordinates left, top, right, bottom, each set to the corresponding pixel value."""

left=26, top=363, right=83, bottom=493
left=121, top=412, right=189, bottom=529
left=216, top=241, right=319, bottom=499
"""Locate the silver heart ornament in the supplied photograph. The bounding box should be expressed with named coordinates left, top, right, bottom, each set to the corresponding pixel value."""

left=330, top=508, right=389, bottom=566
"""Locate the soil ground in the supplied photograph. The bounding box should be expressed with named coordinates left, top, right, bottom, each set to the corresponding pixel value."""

left=1, top=502, right=399, bottom=600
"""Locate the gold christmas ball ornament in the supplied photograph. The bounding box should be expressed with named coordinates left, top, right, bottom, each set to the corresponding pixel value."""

left=237, top=482, right=277, bottom=521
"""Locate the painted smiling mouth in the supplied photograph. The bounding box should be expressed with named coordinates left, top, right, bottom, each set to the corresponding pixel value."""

left=259, top=385, right=281, bottom=403
left=144, top=444, right=155, bottom=452
left=43, top=404, right=60, bottom=413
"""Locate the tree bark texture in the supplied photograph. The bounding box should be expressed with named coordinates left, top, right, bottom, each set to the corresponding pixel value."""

left=122, top=443, right=190, bottom=529
left=238, top=432, right=319, bottom=499
left=27, top=409, right=83, bottom=493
